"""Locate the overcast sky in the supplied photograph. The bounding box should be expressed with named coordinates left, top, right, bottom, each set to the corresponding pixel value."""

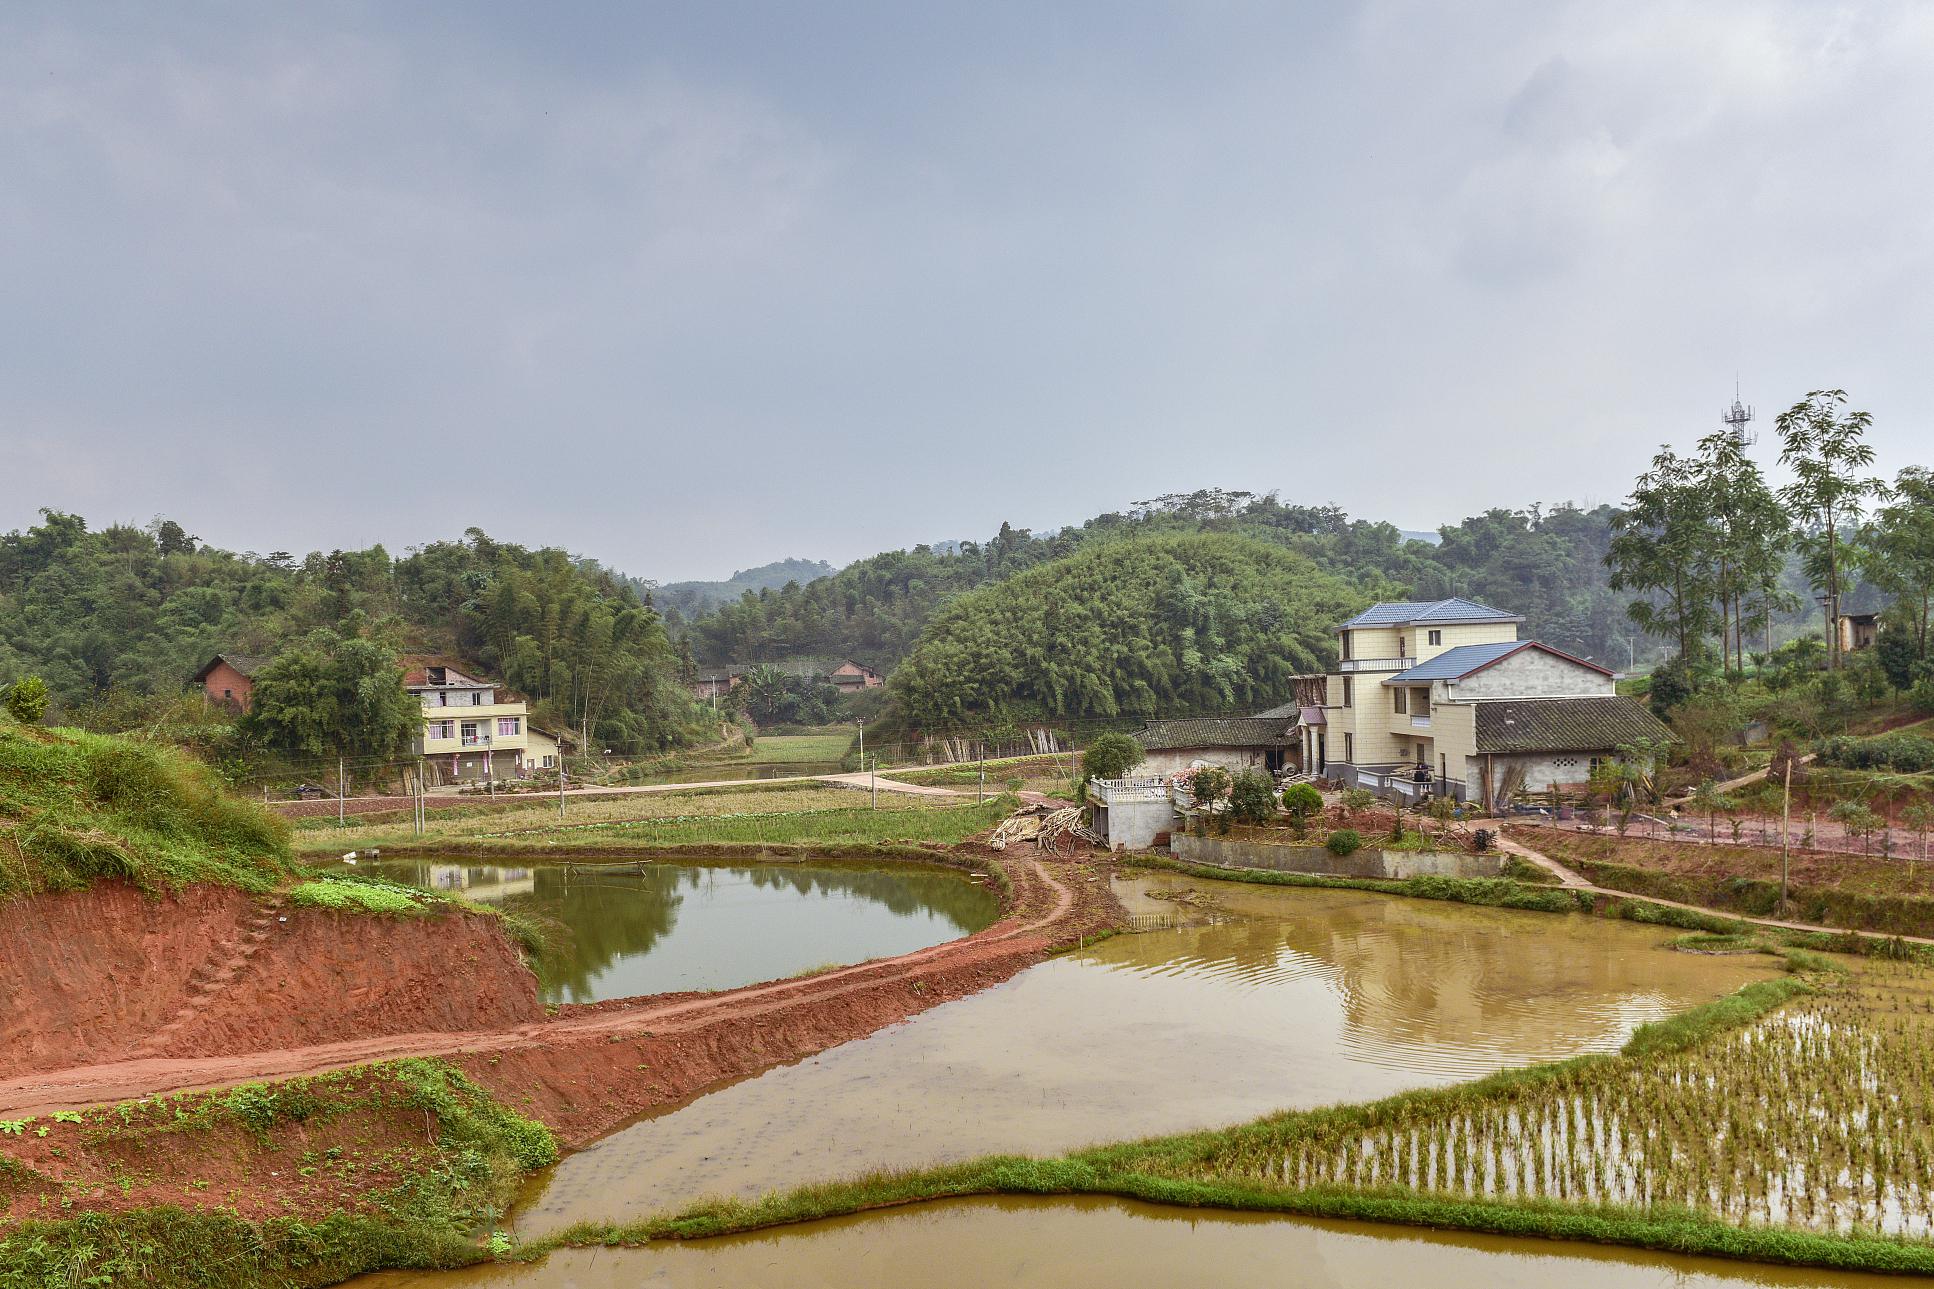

left=4, top=3, right=1931, bottom=582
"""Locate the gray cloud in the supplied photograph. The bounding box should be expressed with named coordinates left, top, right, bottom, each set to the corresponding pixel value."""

left=2, top=2, right=1930, bottom=579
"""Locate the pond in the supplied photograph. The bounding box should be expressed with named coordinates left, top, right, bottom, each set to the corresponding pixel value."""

left=363, top=857, right=1002, bottom=1003
left=365, top=1195, right=1898, bottom=1288
left=504, top=873, right=1773, bottom=1234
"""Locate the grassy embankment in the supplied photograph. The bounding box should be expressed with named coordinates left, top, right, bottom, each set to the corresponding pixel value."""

left=513, top=960, right=1934, bottom=1277
left=0, top=721, right=295, bottom=900
left=0, top=1061, right=555, bottom=1289
left=297, top=780, right=1015, bottom=858
left=889, top=754, right=1078, bottom=799
left=1523, top=826, right=1934, bottom=940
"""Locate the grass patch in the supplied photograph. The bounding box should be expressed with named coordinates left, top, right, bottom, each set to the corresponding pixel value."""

left=0, top=1060, right=554, bottom=1288
left=744, top=733, right=855, bottom=764
left=1127, top=853, right=1593, bottom=915
left=0, top=724, right=294, bottom=901
left=365, top=798, right=1018, bottom=856
left=291, top=782, right=951, bottom=852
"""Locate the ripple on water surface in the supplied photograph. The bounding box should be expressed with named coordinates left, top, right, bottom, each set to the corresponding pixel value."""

left=362, top=857, right=1001, bottom=1003
left=509, top=875, right=1772, bottom=1232
left=362, top=1196, right=1902, bottom=1289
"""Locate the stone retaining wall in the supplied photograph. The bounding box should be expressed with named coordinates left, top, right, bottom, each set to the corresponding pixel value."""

left=1170, top=834, right=1504, bottom=880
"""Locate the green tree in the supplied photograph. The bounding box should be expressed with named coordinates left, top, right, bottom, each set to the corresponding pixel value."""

left=1228, top=770, right=1278, bottom=824
left=1866, top=466, right=1934, bottom=678
left=1902, top=800, right=1934, bottom=864
left=1081, top=732, right=1145, bottom=782
left=1692, top=430, right=1789, bottom=676
left=242, top=624, right=418, bottom=763
left=1608, top=446, right=1718, bottom=664
left=1685, top=779, right=1737, bottom=843
left=2, top=675, right=48, bottom=723
left=1829, top=799, right=1883, bottom=855
left=1777, top=390, right=1879, bottom=670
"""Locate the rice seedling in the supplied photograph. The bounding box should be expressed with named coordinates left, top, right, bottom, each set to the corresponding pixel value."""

left=1157, top=959, right=1934, bottom=1238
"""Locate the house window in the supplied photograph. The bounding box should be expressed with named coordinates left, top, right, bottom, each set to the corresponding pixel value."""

left=498, top=717, right=520, bottom=736
left=1398, top=636, right=1406, bottom=658
left=469, top=691, right=483, bottom=706
left=1428, top=630, right=1442, bottom=646
left=1413, top=687, right=1430, bottom=716
left=426, top=720, right=455, bottom=741
left=461, top=721, right=481, bottom=746
left=1342, top=677, right=1354, bottom=708
left=1340, top=631, right=1353, bottom=661
left=1344, top=733, right=1354, bottom=763
left=1393, top=687, right=1407, bottom=714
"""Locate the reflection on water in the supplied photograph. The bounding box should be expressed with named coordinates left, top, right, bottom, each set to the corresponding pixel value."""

left=365, top=858, right=1000, bottom=1003
left=362, top=1195, right=1899, bottom=1288
left=508, top=877, right=1772, bottom=1232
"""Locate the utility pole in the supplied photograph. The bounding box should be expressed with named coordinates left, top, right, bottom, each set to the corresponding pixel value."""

left=857, top=719, right=865, bottom=771
left=1780, top=761, right=1793, bottom=918
left=338, top=756, right=346, bottom=827
left=559, top=759, right=567, bottom=819
left=870, top=754, right=877, bottom=809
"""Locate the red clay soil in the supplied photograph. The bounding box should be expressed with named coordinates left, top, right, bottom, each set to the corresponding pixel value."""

left=0, top=848, right=1122, bottom=1151
left=0, top=883, right=540, bottom=1082
left=0, top=1071, right=465, bottom=1225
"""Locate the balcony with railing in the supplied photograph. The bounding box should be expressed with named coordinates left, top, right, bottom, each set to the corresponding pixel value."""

left=1338, top=657, right=1414, bottom=674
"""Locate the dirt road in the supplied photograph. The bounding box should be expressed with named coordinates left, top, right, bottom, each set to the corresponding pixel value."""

left=0, top=850, right=1114, bottom=1139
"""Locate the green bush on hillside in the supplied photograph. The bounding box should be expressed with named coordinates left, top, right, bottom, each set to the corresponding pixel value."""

left=1816, top=733, right=1934, bottom=774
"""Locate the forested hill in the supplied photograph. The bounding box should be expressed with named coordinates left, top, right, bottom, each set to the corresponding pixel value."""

left=887, top=532, right=1363, bottom=726
left=0, top=514, right=698, bottom=752
left=654, top=558, right=836, bottom=619
left=682, top=491, right=1637, bottom=673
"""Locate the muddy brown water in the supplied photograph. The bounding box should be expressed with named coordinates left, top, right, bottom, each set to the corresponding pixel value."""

left=506, top=874, right=1772, bottom=1234
left=363, top=858, right=1000, bottom=1003
left=364, top=1195, right=1897, bottom=1288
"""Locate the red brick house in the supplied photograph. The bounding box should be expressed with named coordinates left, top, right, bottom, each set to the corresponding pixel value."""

left=192, top=653, right=270, bottom=712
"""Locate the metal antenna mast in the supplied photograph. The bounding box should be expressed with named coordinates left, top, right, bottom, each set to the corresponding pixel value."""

left=1723, top=377, right=1755, bottom=446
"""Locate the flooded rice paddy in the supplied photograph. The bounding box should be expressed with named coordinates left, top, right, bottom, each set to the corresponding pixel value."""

left=367, top=1195, right=1900, bottom=1289
left=365, top=857, right=1000, bottom=1002
left=508, top=872, right=1771, bottom=1233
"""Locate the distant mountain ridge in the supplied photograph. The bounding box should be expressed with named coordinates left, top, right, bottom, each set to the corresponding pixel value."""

left=657, top=558, right=837, bottom=618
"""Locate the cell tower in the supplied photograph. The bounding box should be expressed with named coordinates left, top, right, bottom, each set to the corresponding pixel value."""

left=1723, top=380, right=1755, bottom=446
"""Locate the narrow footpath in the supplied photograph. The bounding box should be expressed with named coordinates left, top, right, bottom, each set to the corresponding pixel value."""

left=1498, top=829, right=1934, bottom=948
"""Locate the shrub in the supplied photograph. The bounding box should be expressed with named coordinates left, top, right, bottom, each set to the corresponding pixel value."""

left=1282, top=782, right=1323, bottom=834
left=2, top=676, right=48, bottom=724
left=1228, top=770, right=1278, bottom=824
left=1816, top=733, right=1934, bottom=774
left=1082, top=733, right=1145, bottom=782
left=1191, top=765, right=1232, bottom=809
left=1325, top=828, right=1362, bottom=857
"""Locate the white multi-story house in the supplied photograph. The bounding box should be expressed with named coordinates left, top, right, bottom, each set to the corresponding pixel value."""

left=1300, top=598, right=1673, bottom=805
left=404, top=658, right=530, bottom=785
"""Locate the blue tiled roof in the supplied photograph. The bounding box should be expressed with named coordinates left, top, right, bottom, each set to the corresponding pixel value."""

left=1339, top=596, right=1522, bottom=630
left=1381, top=641, right=1526, bottom=684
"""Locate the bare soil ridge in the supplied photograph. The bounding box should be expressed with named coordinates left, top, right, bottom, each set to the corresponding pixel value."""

left=0, top=849, right=1118, bottom=1143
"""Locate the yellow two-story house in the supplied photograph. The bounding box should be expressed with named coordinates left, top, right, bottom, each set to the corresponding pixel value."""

left=404, top=658, right=531, bottom=785
left=1299, top=598, right=1672, bottom=807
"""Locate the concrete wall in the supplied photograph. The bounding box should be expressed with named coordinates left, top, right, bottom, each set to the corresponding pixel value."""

left=1095, top=797, right=1176, bottom=850
left=1450, top=650, right=1614, bottom=699
left=1171, top=833, right=1504, bottom=879
left=1479, top=751, right=1601, bottom=798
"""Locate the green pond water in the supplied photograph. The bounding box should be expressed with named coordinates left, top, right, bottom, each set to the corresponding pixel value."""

left=363, top=858, right=1001, bottom=1003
